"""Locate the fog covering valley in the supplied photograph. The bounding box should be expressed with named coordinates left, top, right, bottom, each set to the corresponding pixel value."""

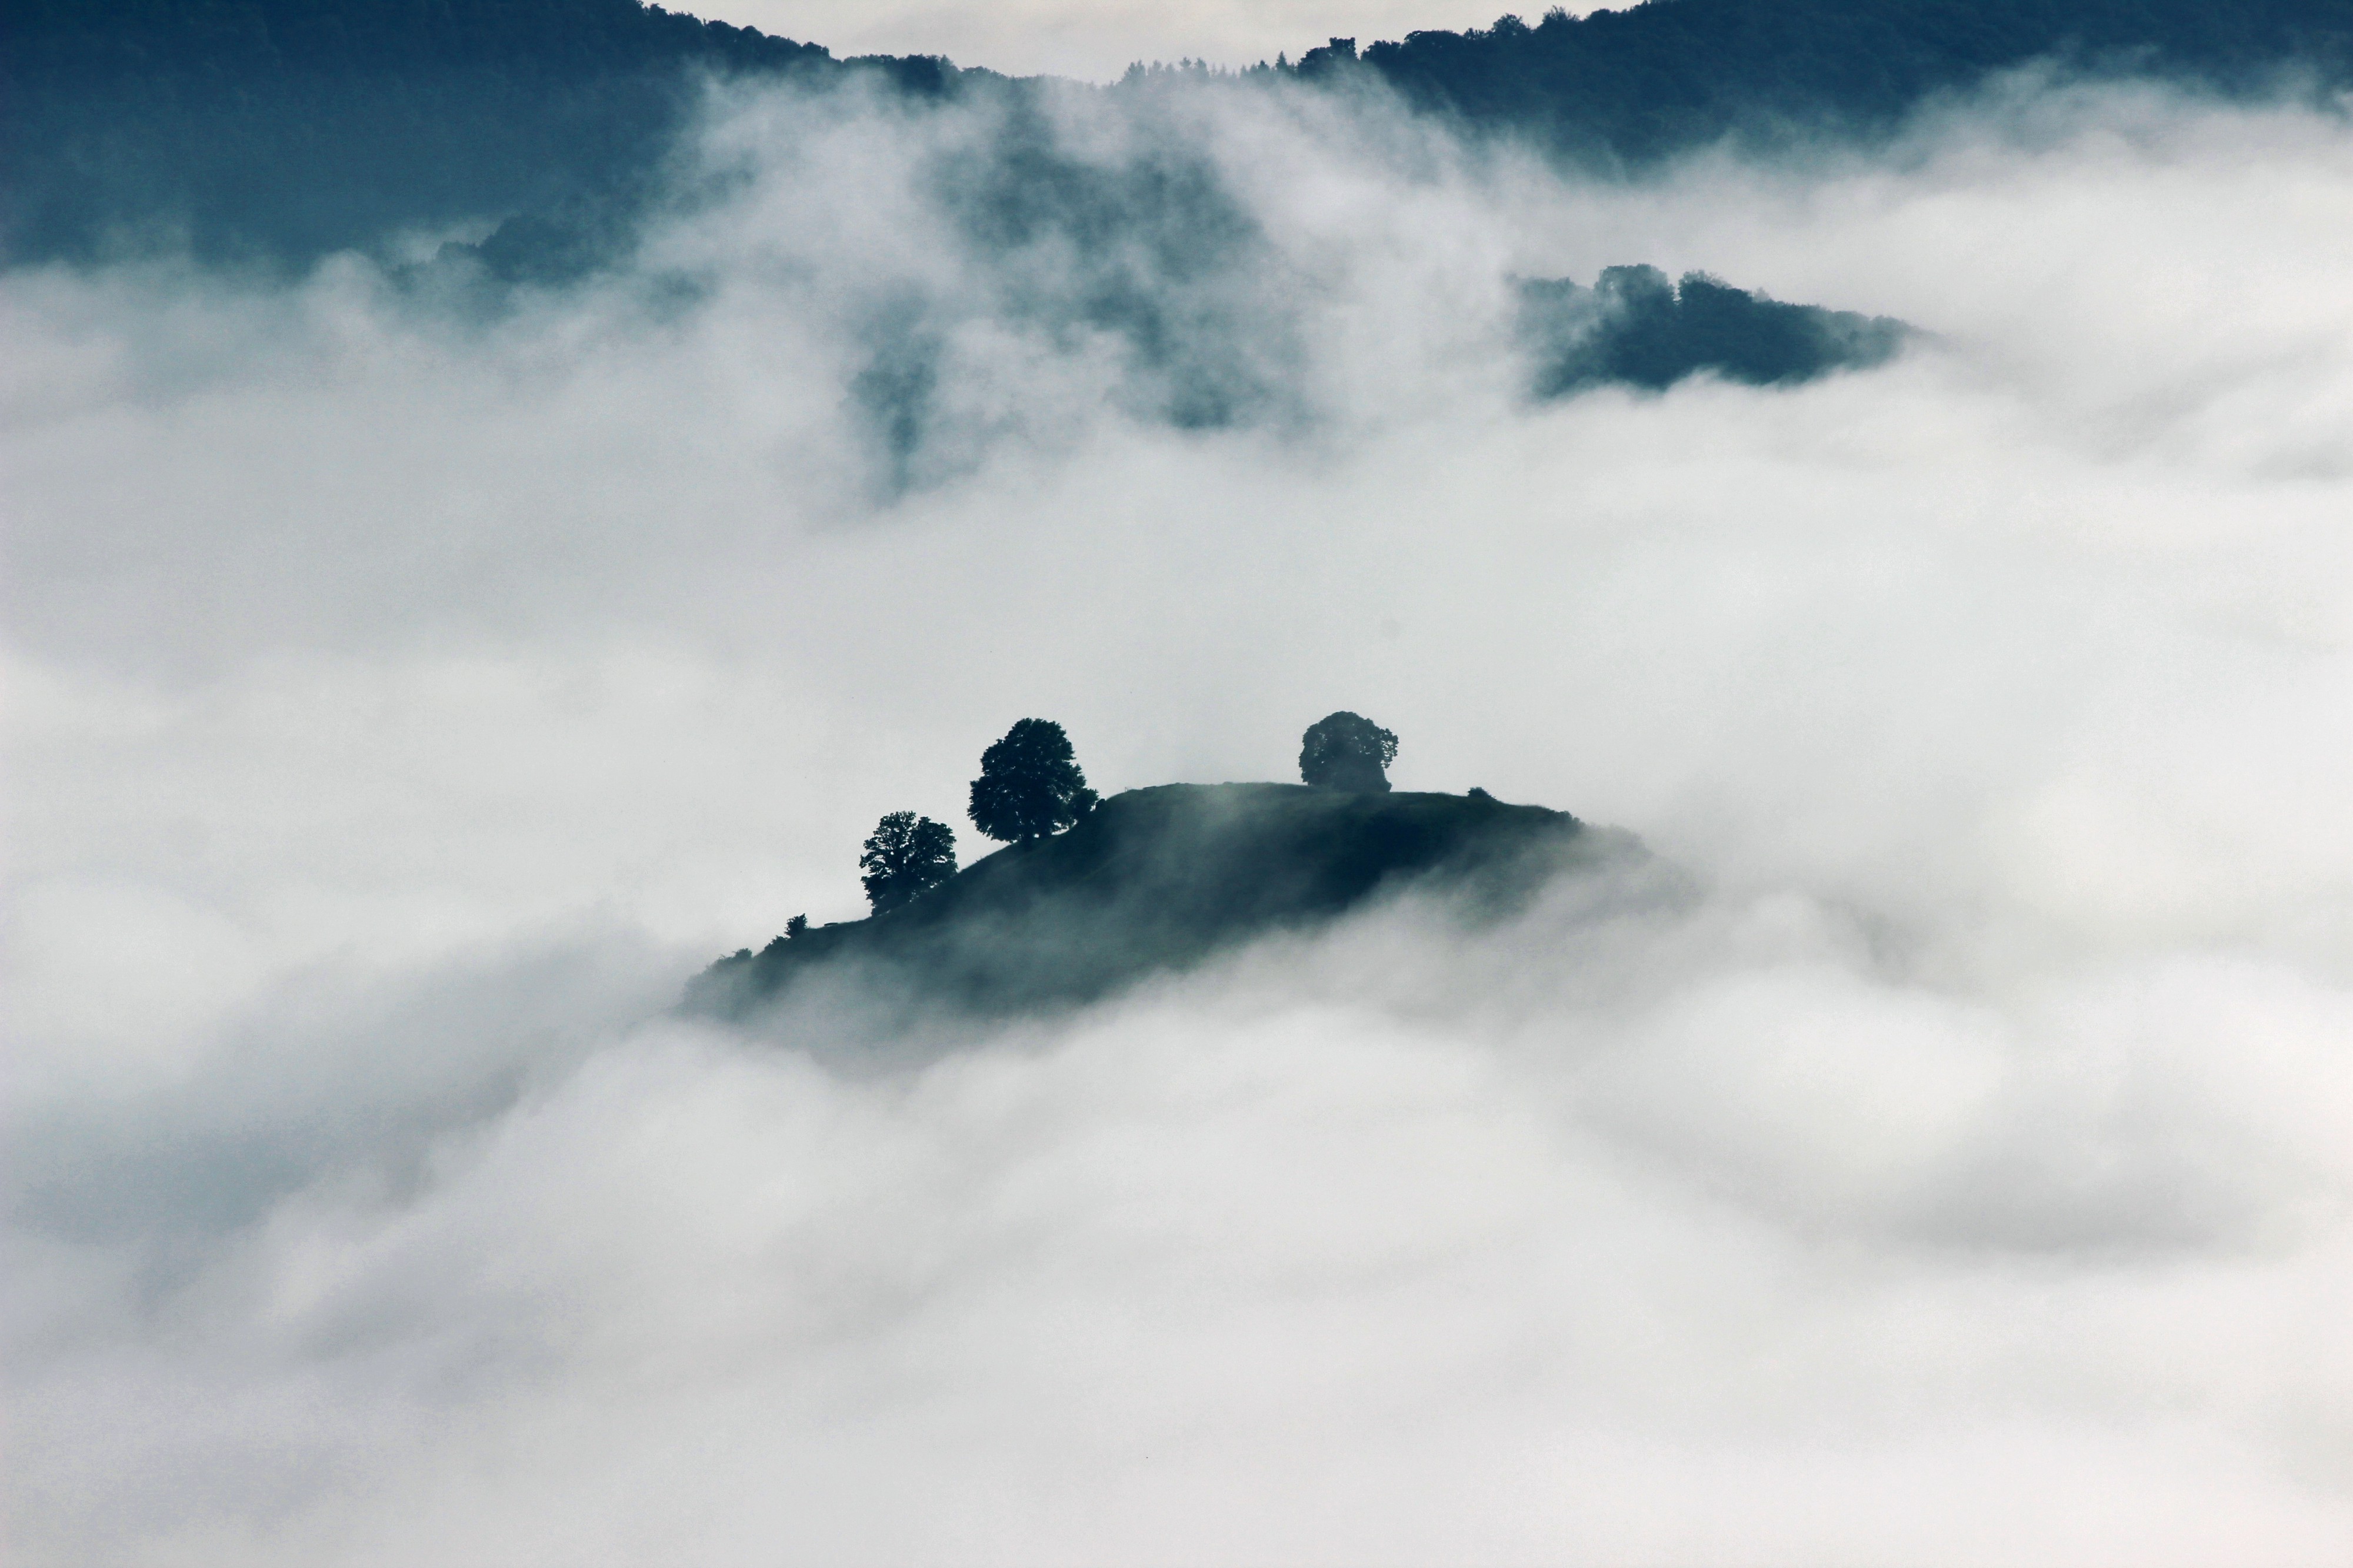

left=6, top=48, right=2353, bottom=1566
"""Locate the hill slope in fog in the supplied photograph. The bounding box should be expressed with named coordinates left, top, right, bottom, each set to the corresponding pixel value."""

left=0, top=0, right=955, bottom=263
left=10, top=0, right=2353, bottom=266
left=688, top=783, right=1639, bottom=1019
left=1329, top=0, right=2353, bottom=161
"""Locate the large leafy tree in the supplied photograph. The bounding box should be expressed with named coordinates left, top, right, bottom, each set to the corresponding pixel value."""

left=859, top=811, right=958, bottom=913
left=968, top=719, right=1096, bottom=843
left=1299, top=711, right=1398, bottom=792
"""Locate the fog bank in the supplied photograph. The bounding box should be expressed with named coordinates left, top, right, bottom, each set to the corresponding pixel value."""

left=5, top=74, right=2352, bottom=1563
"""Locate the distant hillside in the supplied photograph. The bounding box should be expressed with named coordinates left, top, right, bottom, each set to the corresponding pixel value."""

left=1519, top=265, right=1910, bottom=394
left=0, top=0, right=958, bottom=265
left=1318, top=0, right=2353, bottom=162
left=687, top=783, right=1638, bottom=1019
left=11, top=1, right=2353, bottom=268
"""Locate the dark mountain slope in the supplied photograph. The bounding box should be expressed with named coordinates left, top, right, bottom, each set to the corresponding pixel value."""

left=1324, top=0, right=2353, bottom=162
left=1520, top=265, right=1911, bottom=395
left=687, top=783, right=1636, bottom=1019
left=13, top=1, right=2353, bottom=268
left=0, top=0, right=958, bottom=265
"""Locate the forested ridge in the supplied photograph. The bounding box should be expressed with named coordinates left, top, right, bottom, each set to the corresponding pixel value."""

left=0, top=0, right=954, bottom=263
left=8, top=0, right=2352, bottom=263
left=1325, top=0, right=2353, bottom=160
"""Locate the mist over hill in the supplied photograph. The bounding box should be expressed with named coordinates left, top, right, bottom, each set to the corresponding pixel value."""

left=1331, top=0, right=2353, bottom=159
left=692, top=783, right=1647, bottom=1019
left=10, top=2, right=2353, bottom=1563
left=12, top=0, right=2327, bottom=416
left=0, top=0, right=953, bottom=264
left=10, top=0, right=2353, bottom=269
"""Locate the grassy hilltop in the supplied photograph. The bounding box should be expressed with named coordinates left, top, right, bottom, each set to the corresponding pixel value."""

left=688, top=782, right=1635, bottom=1018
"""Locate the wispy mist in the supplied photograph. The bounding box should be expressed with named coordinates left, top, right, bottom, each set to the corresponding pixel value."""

left=5, top=69, right=2351, bottom=1563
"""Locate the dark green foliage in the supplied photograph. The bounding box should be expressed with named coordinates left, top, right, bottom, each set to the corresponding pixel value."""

left=15, top=0, right=2353, bottom=269
left=1520, top=265, right=1909, bottom=395
left=688, top=782, right=1638, bottom=1018
left=0, top=0, right=953, bottom=266
left=785, top=913, right=809, bottom=939
left=968, top=719, right=1092, bottom=843
left=1299, top=712, right=1400, bottom=792
left=1341, top=1, right=2353, bottom=166
left=1294, top=37, right=1361, bottom=80
left=848, top=94, right=1299, bottom=491
left=859, top=812, right=958, bottom=913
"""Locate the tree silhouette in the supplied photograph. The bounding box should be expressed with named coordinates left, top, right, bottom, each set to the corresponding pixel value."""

left=860, top=812, right=958, bottom=913
left=969, top=719, right=1095, bottom=843
left=1299, top=711, right=1398, bottom=792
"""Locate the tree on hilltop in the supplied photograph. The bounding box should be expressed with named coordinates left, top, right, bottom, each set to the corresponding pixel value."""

left=860, top=812, right=958, bottom=913
left=969, top=719, right=1096, bottom=843
left=1299, top=711, right=1398, bottom=792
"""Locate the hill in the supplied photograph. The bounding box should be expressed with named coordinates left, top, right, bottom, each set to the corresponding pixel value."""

left=12, top=1, right=2353, bottom=268
left=1320, top=0, right=2353, bottom=162
left=686, top=782, right=1636, bottom=1019
left=1519, top=265, right=1911, bottom=394
left=0, top=0, right=959, bottom=265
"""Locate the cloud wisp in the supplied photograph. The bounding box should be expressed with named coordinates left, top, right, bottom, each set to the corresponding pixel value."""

left=5, top=71, right=2353, bottom=1563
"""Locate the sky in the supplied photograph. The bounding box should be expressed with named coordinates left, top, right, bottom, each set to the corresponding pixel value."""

left=685, top=0, right=1548, bottom=79
left=5, top=56, right=2353, bottom=1568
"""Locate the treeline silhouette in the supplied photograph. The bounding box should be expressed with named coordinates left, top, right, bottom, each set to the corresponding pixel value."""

left=1308, top=0, right=2353, bottom=162
left=11, top=0, right=2353, bottom=267
left=1520, top=266, right=1908, bottom=394
left=0, top=0, right=957, bottom=265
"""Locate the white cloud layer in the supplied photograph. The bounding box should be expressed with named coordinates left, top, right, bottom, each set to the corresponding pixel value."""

left=5, top=72, right=2352, bottom=1564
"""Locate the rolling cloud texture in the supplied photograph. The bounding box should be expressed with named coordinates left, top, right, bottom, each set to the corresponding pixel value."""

left=6, top=56, right=2353, bottom=1565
